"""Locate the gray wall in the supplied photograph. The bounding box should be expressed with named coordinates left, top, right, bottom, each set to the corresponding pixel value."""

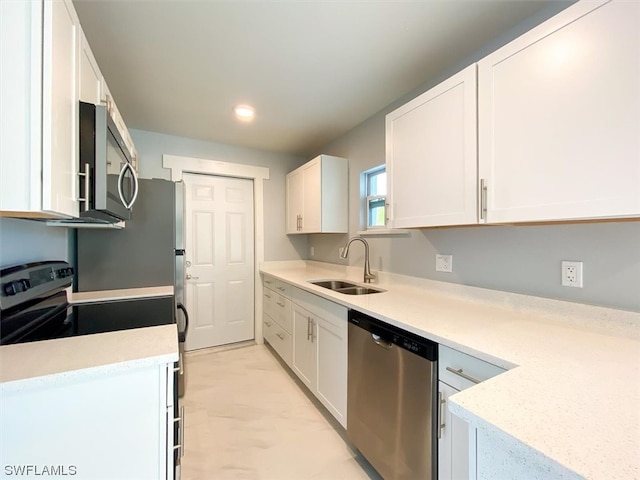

left=130, top=129, right=308, bottom=261
left=308, top=1, right=640, bottom=313
left=0, top=218, right=70, bottom=268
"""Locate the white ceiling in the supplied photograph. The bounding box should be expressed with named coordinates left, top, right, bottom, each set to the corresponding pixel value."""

left=73, top=0, right=560, bottom=157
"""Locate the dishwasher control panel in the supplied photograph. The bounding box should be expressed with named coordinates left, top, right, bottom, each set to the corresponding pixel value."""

left=348, top=310, right=437, bottom=361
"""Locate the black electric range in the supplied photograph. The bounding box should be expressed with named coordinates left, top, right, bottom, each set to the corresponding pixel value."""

left=0, top=261, right=175, bottom=345
left=1, top=260, right=184, bottom=479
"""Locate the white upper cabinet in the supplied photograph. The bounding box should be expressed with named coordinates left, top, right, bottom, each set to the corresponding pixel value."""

left=386, top=64, right=478, bottom=228
left=286, top=155, right=348, bottom=234
left=79, top=28, right=104, bottom=105
left=478, top=0, right=640, bottom=223
left=1, top=0, right=80, bottom=218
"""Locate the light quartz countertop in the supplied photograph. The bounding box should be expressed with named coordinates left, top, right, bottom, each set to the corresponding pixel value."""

left=1, top=286, right=177, bottom=392
left=0, top=324, right=178, bottom=393
left=260, top=260, right=640, bottom=480
left=68, top=285, right=173, bottom=303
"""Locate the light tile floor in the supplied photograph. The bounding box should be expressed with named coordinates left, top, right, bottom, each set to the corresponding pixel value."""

left=181, top=343, right=380, bottom=480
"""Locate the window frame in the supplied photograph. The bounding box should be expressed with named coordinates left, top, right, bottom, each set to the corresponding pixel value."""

left=362, top=165, right=387, bottom=230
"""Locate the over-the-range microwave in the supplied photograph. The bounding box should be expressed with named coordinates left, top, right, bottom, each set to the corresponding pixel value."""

left=78, top=101, right=139, bottom=222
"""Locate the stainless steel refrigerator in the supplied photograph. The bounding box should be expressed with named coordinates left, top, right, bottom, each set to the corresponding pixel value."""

left=74, top=178, right=189, bottom=396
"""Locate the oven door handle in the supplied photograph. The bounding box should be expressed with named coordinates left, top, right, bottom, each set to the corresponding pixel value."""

left=177, top=302, right=189, bottom=337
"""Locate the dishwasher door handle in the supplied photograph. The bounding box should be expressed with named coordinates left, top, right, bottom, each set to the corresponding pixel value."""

left=371, top=333, right=393, bottom=349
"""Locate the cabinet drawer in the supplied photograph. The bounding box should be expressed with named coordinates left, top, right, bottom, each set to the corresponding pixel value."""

left=273, top=295, right=292, bottom=334
left=262, top=275, right=276, bottom=289
left=273, top=280, right=291, bottom=297
left=263, top=287, right=277, bottom=319
left=439, top=345, right=506, bottom=391
left=262, top=276, right=291, bottom=297
left=263, top=316, right=292, bottom=367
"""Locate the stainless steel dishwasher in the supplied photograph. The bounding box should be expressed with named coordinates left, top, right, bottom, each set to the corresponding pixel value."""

left=347, top=309, right=438, bottom=480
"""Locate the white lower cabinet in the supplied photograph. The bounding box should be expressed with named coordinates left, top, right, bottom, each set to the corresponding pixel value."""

left=438, top=381, right=474, bottom=480
left=438, top=345, right=506, bottom=480
left=262, top=277, right=294, bottom=368
left=292, top=302, right=317, bottom=390
left=291, top=287, right=348, bottom=427
left=1, top=363, right=176, bottom=479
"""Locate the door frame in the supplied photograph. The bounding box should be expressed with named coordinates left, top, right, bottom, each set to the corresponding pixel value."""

left=163, top=154, right=269, bottom=344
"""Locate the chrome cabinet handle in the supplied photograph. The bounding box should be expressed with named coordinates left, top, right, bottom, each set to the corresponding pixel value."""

left=311, top=319, right=316, bottom=343
left=264, top=293, right=271, bottom=299
left=276, top=332, right=284, bottom=340
left=186, top=274, right=199, bottom=280
left=306, top=316, right=312, bottom=341
left=277, top=286, right=285, bottom=292
left=78, top=162, right=90, bottom=211
left=480, top=178, right=488, bottom=221
left=265, top=320, right=272, bottom=327
left=446, top=366, right=481, bottom=385
left=276, top=301, right=285, bottom=307
left=264, top=279, right=273, bottom=285
left=371, top=333, right=392, bottom=349
left=438, top=391, right=446, bottom=439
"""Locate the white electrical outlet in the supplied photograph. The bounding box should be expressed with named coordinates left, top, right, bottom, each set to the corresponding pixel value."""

left=561, top=261, right=583, bottom=288
left=435, top=254, right=453, bottom=273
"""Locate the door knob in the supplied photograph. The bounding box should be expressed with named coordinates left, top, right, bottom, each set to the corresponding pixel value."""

left=186, top=274, right=199, bottom=280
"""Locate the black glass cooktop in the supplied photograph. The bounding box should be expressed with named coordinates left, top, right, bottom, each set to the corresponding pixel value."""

left=1, top=295, right=175, bottom=345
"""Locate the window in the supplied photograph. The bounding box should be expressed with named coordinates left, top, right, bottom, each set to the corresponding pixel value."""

left=364, top=166, right=386, bottom=229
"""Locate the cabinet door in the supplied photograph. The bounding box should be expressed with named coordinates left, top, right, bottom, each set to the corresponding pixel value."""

left=42, top=0, right=79, bottom=217
left=315, top=314, right=347, bottom=428
left=438, top=381, right=471, bottom=480
left=79, top=29, right=103, bottom=104
left=0, top=0, right=42, bottom=212
left=301, top=157, right=321, bottom=232
left=478, top=0, right=640, bottom=223
left=1, top=365, right=168, bottom=479
left=291, top=303, right=316, bottom=390
left=286, top=169, right=303, bottom=233
left=387, top=65, right=477, bottom=228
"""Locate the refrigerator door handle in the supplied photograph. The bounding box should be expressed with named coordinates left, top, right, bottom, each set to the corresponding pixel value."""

left=177, top=302, right=189, bottom=337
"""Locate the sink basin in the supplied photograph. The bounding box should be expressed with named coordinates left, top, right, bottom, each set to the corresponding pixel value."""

left=311, top=280, right=359, bottom=290
left=310, top=280, right=385, bottom=295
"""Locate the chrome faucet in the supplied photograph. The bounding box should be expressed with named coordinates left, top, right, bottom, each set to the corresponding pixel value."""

left=340, top=237, right=376, bottom=283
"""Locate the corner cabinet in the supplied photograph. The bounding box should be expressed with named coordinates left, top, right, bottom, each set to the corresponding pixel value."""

left=386, top=64, right=478, bottom=228
left=438, top=345, right=506, bottom=480
left=477, top=0, right=640, bottom=223
left=1, top=0, right=80, bottom=219
left=286, top=155, right=348, bottom=234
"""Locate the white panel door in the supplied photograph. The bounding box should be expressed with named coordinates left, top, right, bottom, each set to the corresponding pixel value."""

left=184, top=173, right=254, bottom=350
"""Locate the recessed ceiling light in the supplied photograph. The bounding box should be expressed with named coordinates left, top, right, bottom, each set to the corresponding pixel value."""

left=233, top=104, right=255, bottom=122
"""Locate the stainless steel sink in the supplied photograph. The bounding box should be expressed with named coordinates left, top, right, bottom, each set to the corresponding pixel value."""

left=310, top=280, right=385, bottom=295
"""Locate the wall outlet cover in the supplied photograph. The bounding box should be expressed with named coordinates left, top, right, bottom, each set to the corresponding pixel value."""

left=436, top=254, right=453, bottom=273
left=561, top=261, right=583, bottom=288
